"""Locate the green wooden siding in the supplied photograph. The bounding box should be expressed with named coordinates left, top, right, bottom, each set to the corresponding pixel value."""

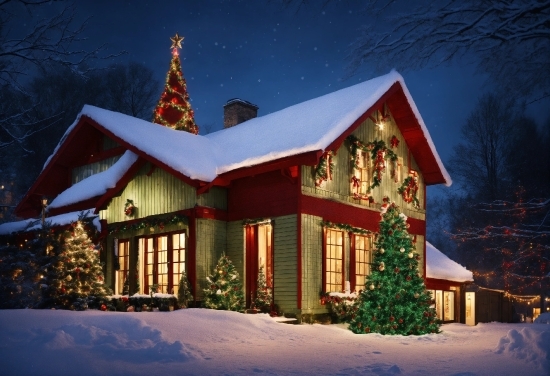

left=416, top=235, right=425, bottom=277
left=72, top=156, right=120, bottom=184
left=226, top=220, right=244, bottom=278
left=195, top=218, right=226, bottom=301
left=99, top=163, right=227, bottom=223
left=103, top=136, right=120, bottom=150
left=301, top=109, right=426, bottom=221
left=273, top=214, right=298, bottom=313
left=301, top=214, right=327, bottom=313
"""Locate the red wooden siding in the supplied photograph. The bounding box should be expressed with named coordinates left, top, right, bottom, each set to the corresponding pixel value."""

left=227, top=170, right=300, bottom=221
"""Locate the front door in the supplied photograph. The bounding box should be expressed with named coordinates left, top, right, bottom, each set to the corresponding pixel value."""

left=465, top=292, right=475, bottom=326
left=138, top=232, right=187, bottom=294
left=245, top=223, right=273, bottom=309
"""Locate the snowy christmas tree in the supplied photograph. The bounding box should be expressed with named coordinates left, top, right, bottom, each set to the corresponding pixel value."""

left=152, top=33, right=199, bottom=134
left=254, top=265, right=272, bottom=312
left=41, top=218, right=110, bottom=309
left=349, top=202, right=440, bottom=335
left=203, top=254, right=244, bottom=312
left=177, top=270, right=193, bottom=308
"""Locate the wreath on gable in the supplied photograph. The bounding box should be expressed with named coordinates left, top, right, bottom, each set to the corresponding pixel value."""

left=315, top=151, right=335, bottom=187
left=124, top=199, right=136, bottom=217
left=398, top=172, right=420, bottom=208
left=347, top=135, right=398, bottom=191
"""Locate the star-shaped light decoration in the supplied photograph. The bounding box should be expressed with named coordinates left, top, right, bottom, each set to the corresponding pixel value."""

left=171, top=33, right=184, bottom=49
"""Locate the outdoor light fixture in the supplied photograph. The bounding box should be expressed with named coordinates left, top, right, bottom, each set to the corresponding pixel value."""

left=41, top=197, right=48, bottom=226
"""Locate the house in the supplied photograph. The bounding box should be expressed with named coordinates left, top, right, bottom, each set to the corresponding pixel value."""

left=425, top=241, right=473, bottom=324
left=9, top=41, right=453, bottom=320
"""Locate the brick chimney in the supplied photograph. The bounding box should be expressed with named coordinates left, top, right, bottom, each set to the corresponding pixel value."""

left=223, top=98, right=259, bottom=128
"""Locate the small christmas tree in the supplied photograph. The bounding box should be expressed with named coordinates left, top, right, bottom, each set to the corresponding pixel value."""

left=254, top=265, right=272, bottom=312
left=177, top=270, right=193, bottom=308
left=152, top=33, right=199, bottom=134
left=348, top=202, right=440, bottom=335
left=42, top=217, right=110, bottom=310
left=203, top=254, right=244, bottom=312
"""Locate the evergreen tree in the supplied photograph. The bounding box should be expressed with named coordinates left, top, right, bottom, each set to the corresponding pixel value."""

left=254, top=265, right=272, bottom=312
left=177, top=270, right=193, bottom=308
left=41, top=218, right=110, bottom=309
left=349, top=203, right=440, bottom=335
left=203, top=254, right=244, bottom=312
left=152, top=33, right=199, bottom=134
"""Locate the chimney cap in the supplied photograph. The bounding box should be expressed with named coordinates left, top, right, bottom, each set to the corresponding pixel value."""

left=224, top=98, right=258, bottom=110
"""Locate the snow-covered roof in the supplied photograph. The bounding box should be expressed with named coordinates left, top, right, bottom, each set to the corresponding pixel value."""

left=0, top=209, right=100, bottom=236
left=48, top=151, right=139, bottom=210
left=50, top=70, right=450, bottom=185
left=426, top=241, right=473, bottom=282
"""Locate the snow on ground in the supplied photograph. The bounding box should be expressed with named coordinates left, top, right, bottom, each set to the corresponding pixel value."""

left=0, top=309, right=548, bottom=376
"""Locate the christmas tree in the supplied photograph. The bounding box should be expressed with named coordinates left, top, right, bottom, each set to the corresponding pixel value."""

left=203, top=254, right=244, bottom=312
left=254, top=265, right=272, bottom=312
left=152, top=33, right=199, bottom=134
left=177, top=270, right=193, bottom=308
left=41, top=218, right=110, bottom=310
left=348, top=202, right=440, bottom=335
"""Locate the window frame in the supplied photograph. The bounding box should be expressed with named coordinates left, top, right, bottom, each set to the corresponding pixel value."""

left=115, top=238, right=130, bottom=295
left=350, top=233, right=373, bottom=292
left=322, top=227, right=345, bottom=293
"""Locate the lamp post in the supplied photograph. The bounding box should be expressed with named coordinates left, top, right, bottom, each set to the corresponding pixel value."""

left=41, top=197, right=48, bottom=226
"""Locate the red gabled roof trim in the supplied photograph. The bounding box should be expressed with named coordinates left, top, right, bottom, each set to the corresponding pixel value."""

left=326, top=82, right=401, bottom=152
left=81, top=116, right=204, bottom=189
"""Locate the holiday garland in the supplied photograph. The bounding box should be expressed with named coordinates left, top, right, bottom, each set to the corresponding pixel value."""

left=398, top=171, right=420, bottom=209
left=108, top=214, right=188, bottom=235
left=315, top=151, right=335, bottom=186
left=347, top=135, right=397, bottom=191
left=321, top=221, right=375, bottom=237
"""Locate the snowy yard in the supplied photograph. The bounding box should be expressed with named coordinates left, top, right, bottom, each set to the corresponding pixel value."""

left=0, top=309, right=548, bottom=376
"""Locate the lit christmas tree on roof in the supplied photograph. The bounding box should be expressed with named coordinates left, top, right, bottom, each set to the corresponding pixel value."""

left=152, top=33, right=199, bottom=134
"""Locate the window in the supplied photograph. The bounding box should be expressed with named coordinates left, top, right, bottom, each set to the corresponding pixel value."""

left=115, top=239, right=129, bottom=295
left=138, top=231, right=186, bottom=294
left=351, top=234, right=372, bottom=291
left=351, top=151, right=371, bottom=197
left=428, top=289, right=456, bottom=322
left=324, top=229, right=344, bottom=293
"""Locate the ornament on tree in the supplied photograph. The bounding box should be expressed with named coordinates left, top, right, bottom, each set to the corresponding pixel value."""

left=152, top=33, right=199, bottom=134
left=348, top=203, right=440, bottom=335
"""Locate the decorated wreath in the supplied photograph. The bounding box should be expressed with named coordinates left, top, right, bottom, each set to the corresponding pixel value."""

left=315, top=151, right=335, bottom=187
left=124, top=199, right=136, bottom=217
left=398, top=171, right=420, bottom=208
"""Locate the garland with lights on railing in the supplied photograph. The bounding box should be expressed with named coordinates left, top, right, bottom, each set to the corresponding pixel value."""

left=347, top=135, right=397, bottom=191
left=398, top=171, right=420, bottom=208
left=108, top=214, right=188, bottom=235
left=315, top=151, right=335, bottom=186
left=321, top=220, right=375, bottom=237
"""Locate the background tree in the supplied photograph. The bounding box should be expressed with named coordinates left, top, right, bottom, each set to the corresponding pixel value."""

left=345, top=0, right=550, bottom=101
left=448, top=93, right=515, bottom=201
left=177, top=271, right=193, bottom=308
left=254, top=265, right=272, bottom=312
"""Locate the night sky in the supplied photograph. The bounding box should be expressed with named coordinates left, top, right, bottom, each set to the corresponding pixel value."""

left=21, top=1, right=550, bottom=193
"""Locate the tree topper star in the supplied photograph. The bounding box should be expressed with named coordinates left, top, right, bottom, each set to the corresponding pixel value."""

left=171, top=33, right=184, bottom=49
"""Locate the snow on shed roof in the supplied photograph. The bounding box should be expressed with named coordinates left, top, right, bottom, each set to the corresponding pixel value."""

left=48, top=151, right=139, bottom=210
left=0, top=209, right=100, bottom=236
left=426, top=241, right=473, bottom=282
left=58, top=70, right=450, bottom=185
